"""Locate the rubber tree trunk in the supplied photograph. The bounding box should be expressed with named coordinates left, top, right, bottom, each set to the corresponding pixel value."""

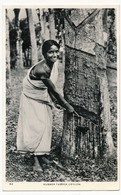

left=103, top=9, right=117, bottom=148
left=48, top=9, right=55, bottom=40
left=41, top=9, right=46, bottom=42
left=41, top=9, right=50, bottom=41
left=16, top=30, right=23, bottom=70
left=26, top=9, right=38, bottom=65
left=6, top=9, right=11, bottom=104
left=13, top=9, right=23, bottom=69
left=61, top=9, right=115, bottom=160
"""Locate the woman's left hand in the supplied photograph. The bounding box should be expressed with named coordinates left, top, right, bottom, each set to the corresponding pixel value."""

left=66, top=105, right=75, bottom=113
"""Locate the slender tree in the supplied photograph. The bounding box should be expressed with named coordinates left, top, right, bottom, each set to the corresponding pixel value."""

left=61, top=9, right=115, bottom=160
left=103, top=9, right=117, bottom=147
left=41, top=9, right=50, bottom=41
left=26, top=9, right=38, bottom=65
left=13, top=9, right=23, bottom=69
left=48, top=9, right=55, bottom=40
left=6, top=9, right=11, bottom=104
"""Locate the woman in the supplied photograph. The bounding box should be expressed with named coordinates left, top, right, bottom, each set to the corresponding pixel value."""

left=17, top=40, right=74, bottom=171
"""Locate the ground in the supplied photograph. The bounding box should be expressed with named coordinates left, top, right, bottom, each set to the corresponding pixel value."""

left=5, top=62, right=117, bottom=182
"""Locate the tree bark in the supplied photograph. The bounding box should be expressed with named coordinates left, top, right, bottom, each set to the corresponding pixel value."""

left=61, top=9, right=115, bottom=160
left=13, top=9, right=23, bottom=69
left=16, top=30, right=23, bottom=69
left=26, top=9, right=38, bottom=65
left=41, top=9, right=50, bottom=41
left=103, top=9, right=117, bottom=148
left=48, top=9, right=55, bottom=40
left=6, top=9, right=11, bottom=104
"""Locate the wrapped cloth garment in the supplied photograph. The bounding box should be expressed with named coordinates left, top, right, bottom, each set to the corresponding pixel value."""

left=17, top=60, right=58, bottom=155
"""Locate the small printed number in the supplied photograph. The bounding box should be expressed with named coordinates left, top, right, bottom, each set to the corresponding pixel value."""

left=9, top=183, right=13, bottom=185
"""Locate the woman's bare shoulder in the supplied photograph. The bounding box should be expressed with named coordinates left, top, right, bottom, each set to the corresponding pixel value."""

left=33, top=60, right=50, bottom=78
left=34, top=60, right=45, bottom=73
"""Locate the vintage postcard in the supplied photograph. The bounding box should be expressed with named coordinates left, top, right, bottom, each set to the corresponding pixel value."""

left=2, top=1, right=120, bottom=192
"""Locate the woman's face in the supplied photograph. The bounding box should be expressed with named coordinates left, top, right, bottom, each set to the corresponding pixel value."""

left=45, top=45, right=59, bottom=63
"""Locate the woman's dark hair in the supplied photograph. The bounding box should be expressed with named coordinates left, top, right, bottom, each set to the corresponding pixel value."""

left=42, top=40, right=60, bottom=57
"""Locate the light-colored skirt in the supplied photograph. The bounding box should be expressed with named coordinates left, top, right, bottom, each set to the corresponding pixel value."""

left=17, top=93, right=52, bottom=155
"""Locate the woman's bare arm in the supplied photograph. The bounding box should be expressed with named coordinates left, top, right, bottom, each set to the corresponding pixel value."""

left=42, top=78, right=74, bottom=112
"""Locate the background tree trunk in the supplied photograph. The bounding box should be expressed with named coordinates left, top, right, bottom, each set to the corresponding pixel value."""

left=104, top=9, right=117, bottom=148
left=48, top=9, right=55, bottom=40
left=16, top=29, right=23, bottom=69
left=61, top=9, right=115, bottom=160
left=13, top=9, right=23, bottom=69
left=6, top=9, right=11, bottom=104
left=26, top=9, right=38, bottom=65
left=41, top=9, right=50, bottom=41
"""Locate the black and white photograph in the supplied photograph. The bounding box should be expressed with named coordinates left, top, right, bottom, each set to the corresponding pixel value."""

left=3, top=4, right=120, bottom=191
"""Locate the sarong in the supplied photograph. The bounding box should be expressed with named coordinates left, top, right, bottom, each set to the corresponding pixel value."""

left=17, top=60, right=58, bottom=155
